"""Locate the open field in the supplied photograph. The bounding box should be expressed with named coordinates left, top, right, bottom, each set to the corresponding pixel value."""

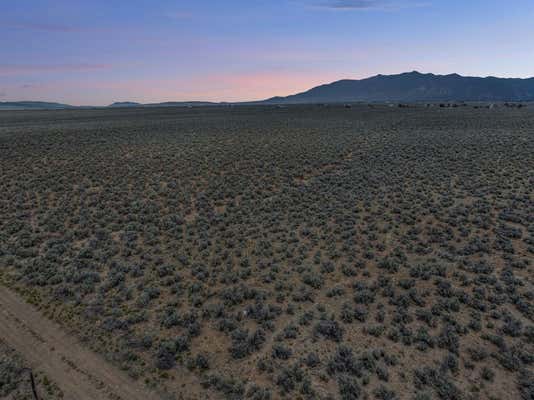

left=0, top=105, right=533, bottom=400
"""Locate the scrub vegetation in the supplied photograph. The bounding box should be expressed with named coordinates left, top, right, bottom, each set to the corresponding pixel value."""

left=0, top=104, right=532, bottom=399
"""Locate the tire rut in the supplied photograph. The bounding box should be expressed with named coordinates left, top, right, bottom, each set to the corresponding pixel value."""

left=0, top=285, right=162, bottom=400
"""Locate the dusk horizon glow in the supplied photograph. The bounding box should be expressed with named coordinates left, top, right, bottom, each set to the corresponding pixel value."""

left=2, top=0, right=534, bottom=106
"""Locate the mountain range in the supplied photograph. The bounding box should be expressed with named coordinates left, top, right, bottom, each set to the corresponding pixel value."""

left=263, top=71, right=534, bottom=104
left=108, top=101, right=221, bottom=108
left=2, top=72, right=534, bottom=110
left=0, top=101, right=77, bottom=110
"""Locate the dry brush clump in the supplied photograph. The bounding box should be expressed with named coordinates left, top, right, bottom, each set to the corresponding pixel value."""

left=0, top=104, right=533, bottom=399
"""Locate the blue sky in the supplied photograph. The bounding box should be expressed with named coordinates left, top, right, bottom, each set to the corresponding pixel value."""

left=1, top=0, right=533, bottom=105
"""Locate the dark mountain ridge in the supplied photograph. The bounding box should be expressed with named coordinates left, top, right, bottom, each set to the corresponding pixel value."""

left=108, top=102, right=142, bottom=107
left=263, top=71, right=534, bottom=103
left=0, top=101, right=76, bottom=110
left=2, top=72, right=534, bottom=110
left=109, top=101, right=220, bottom=107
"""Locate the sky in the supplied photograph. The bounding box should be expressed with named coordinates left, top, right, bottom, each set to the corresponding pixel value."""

left=1, top=0, right=534, bottom=105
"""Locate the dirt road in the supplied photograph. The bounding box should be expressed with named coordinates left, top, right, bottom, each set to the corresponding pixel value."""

left=0, top=285, right=163, bottom=400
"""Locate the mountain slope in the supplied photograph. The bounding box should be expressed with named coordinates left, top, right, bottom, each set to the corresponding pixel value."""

left=263, top=71, right=534, bottom=103
left=0, top=101, right=76, bottom=110
left=108, top=101, right=220, bottom=107
left=108, top=102, right=142, bottom=107
left=4, top=72, right=534, bottom=109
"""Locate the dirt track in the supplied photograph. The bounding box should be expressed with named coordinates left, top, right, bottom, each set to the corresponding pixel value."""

left=0, top=285, right=162, bottom=400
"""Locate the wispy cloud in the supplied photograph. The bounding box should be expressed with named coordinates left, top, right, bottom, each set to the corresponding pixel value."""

left=318, top=0, right=428, bottom=10
left=0, top=64, right=112, bottom=76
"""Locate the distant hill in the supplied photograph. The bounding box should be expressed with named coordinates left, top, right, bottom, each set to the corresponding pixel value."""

left=1, top=100, right=221, bottom=110
left=262, top=71, right=534, bottom=104
left=0, top=101, right=76, bottom=110
left=109, top=102, right=142, bottom=107
left=4, top=72, right=534, bottom=110
left=145, top=101, right=220, bottom=107
left=109, top=101, right=220, bottom=108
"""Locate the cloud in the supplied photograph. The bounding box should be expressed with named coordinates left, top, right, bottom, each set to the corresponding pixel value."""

left=318, top=0, right=428, bottom=10
left=0, top=64, right=112, bottom=76
left=0, top=91, right=5, bottom=98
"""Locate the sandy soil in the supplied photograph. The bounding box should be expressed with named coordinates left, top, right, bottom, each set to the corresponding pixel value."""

left=0, top=285, right=163, bottom=400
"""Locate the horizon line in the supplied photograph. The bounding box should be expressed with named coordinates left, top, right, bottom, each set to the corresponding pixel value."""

left=2, top=70, right=534, bottom=107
